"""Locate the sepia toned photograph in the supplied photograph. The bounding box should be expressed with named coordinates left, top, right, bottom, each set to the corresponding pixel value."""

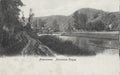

left=0, top=0, right=120, bottom=75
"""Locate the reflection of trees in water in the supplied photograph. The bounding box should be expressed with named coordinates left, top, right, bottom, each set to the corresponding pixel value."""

left=89, top=39, right=106, bottom=45
left=89, top=39, right=107, bottom=48
left=89, top=39, right=109, bottom=53
left=75, top=38, right=111, bottom=53
left=77, top=38, right=89, bottom=50
left=88, top=39, right=118, bottom=53
left=59, top=36, right=118, bottom=54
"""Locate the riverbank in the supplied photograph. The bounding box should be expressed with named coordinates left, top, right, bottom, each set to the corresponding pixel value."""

left=61, top=31, right=119, bottom=40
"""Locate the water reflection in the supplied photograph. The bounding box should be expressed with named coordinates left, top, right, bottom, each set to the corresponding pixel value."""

left=58, top=36, right=119, bottom=54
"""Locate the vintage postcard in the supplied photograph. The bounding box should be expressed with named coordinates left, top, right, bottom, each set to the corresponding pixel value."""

left=0, top=0, right=120, bottom=75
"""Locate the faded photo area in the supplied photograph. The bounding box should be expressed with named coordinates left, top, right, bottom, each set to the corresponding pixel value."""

left=0, top=0, right=120, bottom=75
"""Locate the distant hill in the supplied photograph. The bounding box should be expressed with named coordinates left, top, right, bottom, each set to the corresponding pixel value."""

left=75, top=8, right=120, bottom=30
left=32, top=8, right=120, bottom=31
left=76, top=8, right=106, bottom=21
left=33, top=15, right=73, bottom=32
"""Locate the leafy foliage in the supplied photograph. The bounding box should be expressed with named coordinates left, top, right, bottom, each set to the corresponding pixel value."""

left=66, top=22, right=74, bottom=32
left=101, top=13, right=120, bottom=30
left=86, top=20, right=105, bottom=31
left=52, top=20, right=60, bottom=32
left=73, top=11, right=88, bottom=30
left=0, top=0, right=23, bottom=29
left=0, top=0, right=24, bottom=56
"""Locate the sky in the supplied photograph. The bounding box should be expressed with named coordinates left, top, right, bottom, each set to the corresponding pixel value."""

left=21, top=0, right=119, bottom=17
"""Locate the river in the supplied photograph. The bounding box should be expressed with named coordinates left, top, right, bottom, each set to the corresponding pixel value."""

left=58, top=36, right=119, bottom=55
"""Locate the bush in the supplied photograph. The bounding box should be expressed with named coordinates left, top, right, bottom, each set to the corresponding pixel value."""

left=39, top=35, right=96, bottom=56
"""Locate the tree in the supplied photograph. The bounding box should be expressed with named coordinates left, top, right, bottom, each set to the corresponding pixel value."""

left=52, top=20, right=60, bottom=32
left=0, top=0, right=23, bottom=34
left=0, top=0, right=24, bottom=55
left=25, top=9, right=35, bottom=32
left=102, top=13, right=117, bottom=31
left=28, top=8, right=34, bottom=24
left=86, top=20, right=105, bottom=31
left=33, top=18, right=47, bottom=33
left=73, top=11, right=88, bottom=30
left=66, top=22, right=73, bottom=32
